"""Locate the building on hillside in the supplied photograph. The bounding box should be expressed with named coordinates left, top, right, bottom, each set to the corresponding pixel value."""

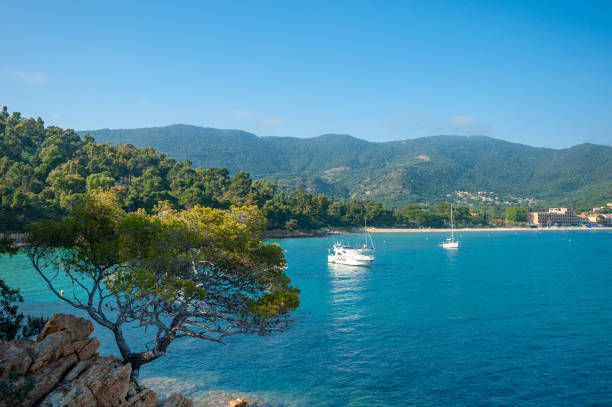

left=607, top=203, right=612, bottom=208
left=576, top=214, right=591, bottom=225
left=588, top=215, right=600, bottom=223
left=528, top=208, right=579, bottom=227
left=588, top=214, right=612, bottom=225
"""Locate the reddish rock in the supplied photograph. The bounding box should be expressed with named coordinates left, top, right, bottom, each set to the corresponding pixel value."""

left=0, top=313, right=194, bottom=407
left=38, top=313, right=94, bottom=341
left=27, top=353, right=78, bottom=404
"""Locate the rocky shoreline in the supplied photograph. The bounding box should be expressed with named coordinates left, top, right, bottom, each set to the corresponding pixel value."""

left=0, top=313, right=250, bottom=407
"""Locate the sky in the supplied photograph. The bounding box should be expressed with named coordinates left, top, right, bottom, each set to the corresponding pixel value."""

left=1, top=0, right=611, bottom=148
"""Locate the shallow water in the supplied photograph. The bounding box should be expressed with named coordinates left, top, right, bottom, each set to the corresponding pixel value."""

left=2, top=230, right=611, bottom=406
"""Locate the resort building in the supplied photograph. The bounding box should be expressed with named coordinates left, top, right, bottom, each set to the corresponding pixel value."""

left=528, top=208, right=580, bottom=227
left=576, top=214, right=591, bottom=225
left=588, top=214, right=612, bottom=225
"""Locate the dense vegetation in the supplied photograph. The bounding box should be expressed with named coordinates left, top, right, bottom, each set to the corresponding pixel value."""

left=85, top=124, right=612, bottom=208
left=26, top=191, right=298, bottom=378
left=0, top=107, right=377, bottom=231
left=11, top=107, right=599, bottom=232
left=0, top=277, right=47, bottom=341
left=2, top=107, right=495, bottom=232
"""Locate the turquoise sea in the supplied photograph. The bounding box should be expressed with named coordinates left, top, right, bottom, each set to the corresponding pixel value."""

left=1, top=230, right=611, bottom=406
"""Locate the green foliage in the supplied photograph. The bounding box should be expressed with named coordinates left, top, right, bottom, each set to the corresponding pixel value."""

left=27, top=191, right=299, bottom=376
left=504, top=206, right=529, bottom=223
left=1, top=107, right=407, bottom=232
left=1, top=106, right=555, bottom=232
left=85, top=125, right=612, bottom=208
left=0, top=278, right=48, bottom=341
left=0, top=368, right=36, bottom=407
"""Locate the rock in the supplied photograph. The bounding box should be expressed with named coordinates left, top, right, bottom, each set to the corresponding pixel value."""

left=158, top=393, right=194, bottom=407
left=76, top=337, right=100, bottom=360
left=27, top=353, right=78, bottom=404
left=0, top=313, right=194, bottom=407
left=38, top=313, right=94, bottom=341
left=63, top=359, right=93, bottom=382
left=121, top=386, right=158, bottom=407
left=0, top=343, right=33, bottom=378
left=30, top=331, right=72, bottom=371
left=228, top=399, right=249, bottom=407
left=78, top=357, right=132, bottom=406
left=40, top=384, right=97, bottom=407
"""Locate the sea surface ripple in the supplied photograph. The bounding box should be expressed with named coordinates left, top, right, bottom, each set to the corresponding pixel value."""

left=2, top=230, right=611, bottom=406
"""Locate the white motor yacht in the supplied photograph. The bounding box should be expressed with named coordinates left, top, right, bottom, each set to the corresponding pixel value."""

left=328, top=242, right=374, bottom=266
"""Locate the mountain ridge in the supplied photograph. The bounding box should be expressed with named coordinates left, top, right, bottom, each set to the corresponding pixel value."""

left=80, top=125, right=612, bottom=208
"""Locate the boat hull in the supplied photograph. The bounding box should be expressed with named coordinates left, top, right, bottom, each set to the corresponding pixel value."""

left=442, top=241, right=459, bottom=249
left=328, top=254, right=373, bottom=266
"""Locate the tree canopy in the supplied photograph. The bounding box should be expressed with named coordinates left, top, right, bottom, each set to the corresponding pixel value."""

left=504, top=206, right=529, bottom=224
left=27, top=192, right=299, bottom=378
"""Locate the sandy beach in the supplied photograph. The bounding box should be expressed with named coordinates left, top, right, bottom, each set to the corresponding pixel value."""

left=364, top=226, right=609, bottom=233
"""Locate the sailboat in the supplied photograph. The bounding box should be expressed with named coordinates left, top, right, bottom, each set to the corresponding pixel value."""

left=442, top=205, right=459, bottom=249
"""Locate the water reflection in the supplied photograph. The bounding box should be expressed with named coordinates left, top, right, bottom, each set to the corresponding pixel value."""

left=327, top=264, right=369, bottom=335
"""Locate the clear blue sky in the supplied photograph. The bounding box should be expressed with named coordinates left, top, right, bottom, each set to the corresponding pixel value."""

left=1, top=1, right=611, bottom=148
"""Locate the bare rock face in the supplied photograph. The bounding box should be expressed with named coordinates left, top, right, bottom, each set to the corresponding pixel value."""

left=157, top=393, right=194, bottom=407
left=0, top=313, right=194, bottom=407
left=38, top=313, right=94, bottom=341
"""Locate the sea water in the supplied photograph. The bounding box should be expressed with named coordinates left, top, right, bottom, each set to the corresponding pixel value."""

left=1, top=231, right=611, bottom=406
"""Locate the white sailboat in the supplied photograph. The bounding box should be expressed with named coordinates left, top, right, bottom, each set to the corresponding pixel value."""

left=442, top=205, right=459, bottom=249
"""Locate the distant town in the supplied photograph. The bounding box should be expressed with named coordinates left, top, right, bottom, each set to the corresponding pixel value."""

left=527, top=204, right=612, bottom=227
left=448, top=190, right=540, bottom=207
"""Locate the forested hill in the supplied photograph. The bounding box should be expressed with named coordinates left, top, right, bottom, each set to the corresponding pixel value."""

left=84, top=125, right=612, bottom=207
left=0, top=107, right=410, bottom=232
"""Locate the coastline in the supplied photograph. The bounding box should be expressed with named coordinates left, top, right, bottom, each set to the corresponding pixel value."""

left=264, top=226, right=611, bottom=238
left=365, top=226, right=610, bottom=233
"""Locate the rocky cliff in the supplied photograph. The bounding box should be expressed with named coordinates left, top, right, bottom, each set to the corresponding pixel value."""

left=0, top=313, right=194, bottom=407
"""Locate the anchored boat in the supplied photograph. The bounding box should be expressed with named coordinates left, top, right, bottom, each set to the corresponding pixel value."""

left=328, top=242, right=375, bottom=266
left=442, top=204, right=459, bottom=249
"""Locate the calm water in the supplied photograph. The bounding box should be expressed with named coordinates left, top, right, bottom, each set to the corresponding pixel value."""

left=2, top=231, right=611, bottom=406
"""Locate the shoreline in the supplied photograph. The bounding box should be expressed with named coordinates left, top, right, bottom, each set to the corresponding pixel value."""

left=365, top=226, right=610, bottom=233
left=264, top=226, right=611, bottom=239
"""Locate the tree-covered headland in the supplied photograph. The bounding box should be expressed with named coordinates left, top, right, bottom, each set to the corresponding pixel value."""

left=0, top=106, right=508, bottom=232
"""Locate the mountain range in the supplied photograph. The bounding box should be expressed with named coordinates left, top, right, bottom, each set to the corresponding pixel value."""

left=81, top=125, right=612, bottom=208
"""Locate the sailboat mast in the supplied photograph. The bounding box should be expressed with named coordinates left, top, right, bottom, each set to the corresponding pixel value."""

left=450, top=205, right=454, bottom=240
left=364, top=216, right=368, bottom=248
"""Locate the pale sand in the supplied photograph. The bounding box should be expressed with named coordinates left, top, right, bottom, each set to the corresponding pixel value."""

left=364, top=227, right=608, bottom=233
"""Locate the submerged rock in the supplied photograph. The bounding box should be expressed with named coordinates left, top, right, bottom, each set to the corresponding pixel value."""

left=0, top=313, right=195, bottom=407
left=227, top=398, right=249, bottom=407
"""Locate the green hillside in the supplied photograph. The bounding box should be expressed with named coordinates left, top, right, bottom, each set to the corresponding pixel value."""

left=84, top=126, right=612, bottom=208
